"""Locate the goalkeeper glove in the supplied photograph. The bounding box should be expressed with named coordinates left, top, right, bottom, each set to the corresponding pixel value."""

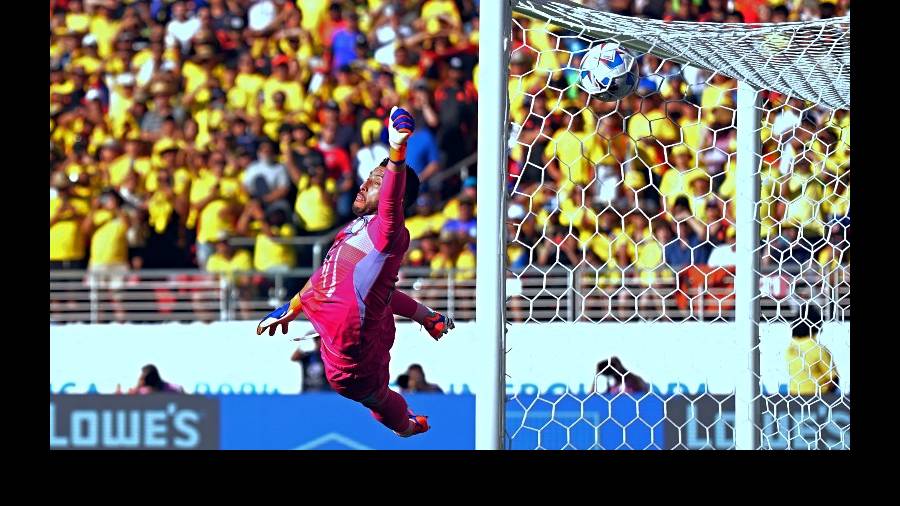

left=256, top=294, right=303, bottom=336
left=388, top=106, right=415, bottom=163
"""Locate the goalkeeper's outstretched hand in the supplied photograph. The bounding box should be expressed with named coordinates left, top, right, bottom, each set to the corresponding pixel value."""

left=388, top=106, right=415, bottom=162
left=256, top=297, right=302, bottom=336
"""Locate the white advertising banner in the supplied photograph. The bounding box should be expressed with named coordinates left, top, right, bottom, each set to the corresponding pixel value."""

left=50, top=321, right=849, bottom=395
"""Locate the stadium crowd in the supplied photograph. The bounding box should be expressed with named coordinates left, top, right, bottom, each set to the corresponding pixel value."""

left=50, top=0, right=479, bottom=279
left=506, top=0, right=850, bottom=299
left=49, top=0, right=850, bottom=314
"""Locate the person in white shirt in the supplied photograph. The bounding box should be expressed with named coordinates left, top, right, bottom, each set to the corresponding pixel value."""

left=707, top=236, right=737, bottom=268
left=248, top=0, right=277, bottom=32
left=372, top=4, right=413, bottom=67
left=166, top=1, right=201, bottom=52
left=356, top=144, right=390, bottom=182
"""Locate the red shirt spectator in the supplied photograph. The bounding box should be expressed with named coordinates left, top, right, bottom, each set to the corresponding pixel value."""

left=317, top=126, right=352, bottom=181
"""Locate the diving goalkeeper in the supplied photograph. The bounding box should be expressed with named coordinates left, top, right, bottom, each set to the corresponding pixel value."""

left=256, top=107, right=453, bottom=437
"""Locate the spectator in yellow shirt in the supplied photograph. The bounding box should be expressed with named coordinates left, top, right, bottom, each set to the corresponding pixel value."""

left=430, top=233, right=467, bottom=279
left=191, top=151, right=245, bottom=266
left=50, top=172, right=89, bottom=270
left=543, top=110, right=602, bottom=189
left=787, top=305, right=839, bottom=396
left=81, top=189, right=131, bottom=321
left=419, top=0, right=462, bottom=35
left=233, top=53, right=266, bottom=117
left=72, top=35, right=103, bottom=75
left=262, top=55, right=305, bottom=112
left=88, top=2, right=119, bottom=59
left=205, top=233, right=255, bottom=319
left=236, top=200, right=297, bottom=273
left=635, top=223, right=669, bottom=286
left=108, top=139, right=153, bottom=188
left=206, top=233, right=253, bottom=276
left=658, top=145, right=703, bottom=212
left=82, top=189, right=131, bottom=270
left=293, top=163, right=338, bottom=234
left=65, top=0, right=90, bottom=34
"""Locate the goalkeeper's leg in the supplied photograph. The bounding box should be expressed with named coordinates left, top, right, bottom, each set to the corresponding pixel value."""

left=391, top=290, right=455, bottom=340
left=327, top=357, right=429, bottom=436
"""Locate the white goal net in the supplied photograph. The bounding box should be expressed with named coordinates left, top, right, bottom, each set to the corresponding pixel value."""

left=495, top=0, right=850, bottom=450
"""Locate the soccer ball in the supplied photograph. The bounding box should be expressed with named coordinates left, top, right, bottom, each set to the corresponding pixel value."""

left=578, top=42, right=639, bottom=102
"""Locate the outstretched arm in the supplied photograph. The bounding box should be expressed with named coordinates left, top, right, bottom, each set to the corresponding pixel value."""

left=373, top=106, right=415, bottom=250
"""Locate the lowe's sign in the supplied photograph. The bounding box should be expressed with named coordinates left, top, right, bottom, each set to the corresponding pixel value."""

left=49, top=395, right=219, bottom=450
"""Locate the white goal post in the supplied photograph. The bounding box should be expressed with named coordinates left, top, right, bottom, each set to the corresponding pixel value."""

left=476, top=0, right=850, bottom=450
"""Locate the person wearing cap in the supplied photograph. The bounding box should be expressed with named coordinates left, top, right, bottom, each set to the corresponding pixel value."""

left=145, top=140, right=192, bottom=203
left=140, top=82, right=176, bottom=137
left=72, top=34, right=102, bottom=75
left=291, top=332, right=332, bottom=393
left=430, top=230, right=476, bottom=282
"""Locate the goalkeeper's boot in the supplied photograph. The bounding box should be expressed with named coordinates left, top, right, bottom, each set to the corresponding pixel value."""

left=423, top=311, right=454, bottom=341
left=396, top=411, right=430, bottom=438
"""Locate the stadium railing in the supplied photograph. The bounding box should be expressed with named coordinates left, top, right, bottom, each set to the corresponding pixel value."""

left=49, top=264, right=848, bottom=324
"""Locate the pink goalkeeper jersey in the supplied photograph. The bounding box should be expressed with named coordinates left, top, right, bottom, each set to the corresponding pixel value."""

left=301, top=168, right=409, bottom=372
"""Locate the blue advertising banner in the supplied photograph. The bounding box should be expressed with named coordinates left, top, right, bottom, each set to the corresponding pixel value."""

left=219, top=393, right=476, bottom=450
left=506, top=393, right=666, bottom=450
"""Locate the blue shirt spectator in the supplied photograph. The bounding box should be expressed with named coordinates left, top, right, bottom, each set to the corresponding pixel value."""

left=330, top=14, right=361, bottom=72
left=442, top=198, right=476, bottom=240
left=664, top=231, right=711, bottom=269
left=406, top=128, right=441, bottom=177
